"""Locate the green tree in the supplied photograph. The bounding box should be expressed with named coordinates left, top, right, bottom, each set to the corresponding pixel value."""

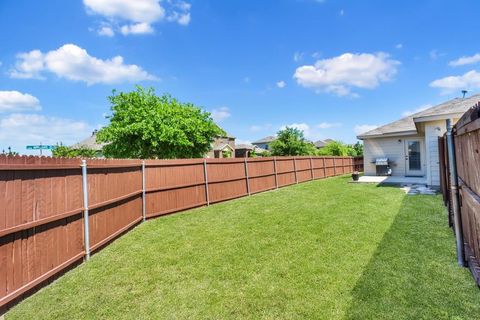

left=96, top=86, right=224, bottom=159
left=52, top=145, right=98, bottom=158
left=270, top=127, right=317, bottom=156
left=351, top=141, right=363, bottom=156
left=318, top=140, right=350, bottom=156
left=2, top=146, right=19, bottom=156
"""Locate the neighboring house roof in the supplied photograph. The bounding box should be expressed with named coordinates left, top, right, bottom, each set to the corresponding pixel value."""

left=71, top=131, right=105, bottom=151
left=252, top=136, right=276, bottom=144
left=213, top=143, right=234, bottom=151
left=234, top=144, right=267, bottom=153
left=314, top=138, right=334, bottom=148
left=357, top=94, right=480, bottom=139
left=235, top=144, right=254, bottom=150
left=216, top=133, right=235, bottom=139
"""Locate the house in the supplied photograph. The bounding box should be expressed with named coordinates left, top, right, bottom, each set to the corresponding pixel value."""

left=314, top=138, right=334, bottom=149
left=206, top=134, right=236, bottom=158
left=357, top=94, right=479, bottom=186
left=252, top=136, right=276, bottom=151
left=71, top=130, right=105, bottom=157
left=76, top=131, right=236, bottom=159
left=234, top=144, right=268, bottom=158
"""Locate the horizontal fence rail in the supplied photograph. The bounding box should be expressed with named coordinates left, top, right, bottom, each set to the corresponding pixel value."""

left=0, top=155, right=363, bottom=310
left=439, top=101, right=480, bottom=285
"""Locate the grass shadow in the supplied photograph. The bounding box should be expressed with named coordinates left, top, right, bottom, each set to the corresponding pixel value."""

left=345, top=195, right=480, bottom=320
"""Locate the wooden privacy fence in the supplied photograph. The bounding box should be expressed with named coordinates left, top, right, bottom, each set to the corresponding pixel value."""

left=0, top=155, right=363, bottom=309
left=439, top=101, right=480, bottom=285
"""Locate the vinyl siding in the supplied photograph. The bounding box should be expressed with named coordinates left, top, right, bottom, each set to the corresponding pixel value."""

left=363, top=135, right=424, bottom=177
left=424, top=121, right=446, bottom=186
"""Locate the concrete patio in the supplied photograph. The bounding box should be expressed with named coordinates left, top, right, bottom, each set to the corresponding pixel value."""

left=354, top=175, right=428, bottom=185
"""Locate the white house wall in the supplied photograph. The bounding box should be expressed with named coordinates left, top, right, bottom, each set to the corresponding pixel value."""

left=363, top=135, right=424, bottom=176
left=424, top=120, right=446, bottom=186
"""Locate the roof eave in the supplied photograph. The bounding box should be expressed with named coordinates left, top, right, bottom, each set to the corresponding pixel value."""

left=413, top=112, right=465, bottom=123
left=357, top=130, right=418, bottom=140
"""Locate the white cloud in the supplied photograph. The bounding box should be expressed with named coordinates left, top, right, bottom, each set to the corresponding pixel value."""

left=0, top=91, right=41, bottom=113
left=10, top=44, right=157, bottom=85
left=401, top=104, right=432, bottom=117
left=249, top=124, right=272, bottom=132
left=276, top=80, right=286, bottom=88
left=120, top=22, right=154, bottom=35
left=280, top=123, right=320, bottom=140
left=395, top=43, right=403, bottom=49
left=317, top=122, right=341, bottom=129
left=166, top=12, right=191, bottom=26
left=0, top=113, right=93, bottom=155
left=98, top=25, right=115, bottom=36
left=279, top=122, right=342, bottom=140
left=84, top=0, right=164, bottom=23
left=294, top=52, right=400, bottom=96
left=84, top=0, right=191, bottom=36
left=293, top=52, right=304, bottom=62
left=178, top=13, right=191, bottom=25
left=449, top=53, right=480, bottom=67
left=430, top=70, right=480, bottom=94
left=354, top=124, right=378, bottom=135
left=429, top=49, right=446, bottom=61
left=9, top=50, right=45, bottom=79
left=210, top=107, right=231, bottom=122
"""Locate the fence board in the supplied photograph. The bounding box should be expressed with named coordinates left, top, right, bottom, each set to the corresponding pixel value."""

left=0, top=155, right=361, bottom=310
left=440, top=101, right=480, bottom=286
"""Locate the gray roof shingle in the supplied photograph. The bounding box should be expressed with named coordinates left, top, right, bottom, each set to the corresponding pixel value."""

left=71, top=131, right=105, bottom=150
left=252, top=136, right=276, bottom=144
left=357, top=94, right=480, bottom=139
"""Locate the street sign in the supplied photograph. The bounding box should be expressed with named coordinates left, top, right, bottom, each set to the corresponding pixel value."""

left=26, top=145, right=56, bottom=150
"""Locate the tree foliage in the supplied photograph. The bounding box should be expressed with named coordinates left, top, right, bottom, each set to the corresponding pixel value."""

left=317, top=140, right=364, bottom=157
left=270, top=127, right=317, bottom=156
left=96, top=86, right=224, bottom=159
left=52, top=145, right=98, bottom=158
left=1, top=147, right=19, bottom=156
left=352, top=141, right=364, bottom=156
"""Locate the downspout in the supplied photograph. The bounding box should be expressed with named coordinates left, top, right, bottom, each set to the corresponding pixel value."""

left=446, top=119, right=466, bottom=267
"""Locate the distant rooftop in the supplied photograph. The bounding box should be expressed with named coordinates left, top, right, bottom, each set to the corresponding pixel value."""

left=314, top=138, right=334, bottom=148
left=252, top=136, right=276, bottom=144
left=71, top=131, right=105, bottom=151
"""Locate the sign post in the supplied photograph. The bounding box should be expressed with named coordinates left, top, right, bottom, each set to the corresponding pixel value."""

left=26, top=144, right=56, bottom=156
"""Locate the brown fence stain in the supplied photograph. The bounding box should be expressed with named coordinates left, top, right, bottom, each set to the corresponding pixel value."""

left=439, top=101, right=480, bottom=285
left=0, top=155, right=363, bottom=309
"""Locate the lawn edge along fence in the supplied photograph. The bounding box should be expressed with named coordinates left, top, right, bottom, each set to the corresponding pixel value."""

left=0, top=155, right=363, bottom=310
left=439, top=101, right=480, bottom=286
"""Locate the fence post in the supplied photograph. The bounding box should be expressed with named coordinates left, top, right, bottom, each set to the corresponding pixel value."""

left=446, top=119, right=466, bottom=267
left=81, top=160, right=90, bottom=260
left=322, top=157, right=326, bottom=177
left=333, top=157, right=337, bottom=176
left=273, top=157, right=279, bottom=189
left=203, top=159, right=210, bottom=206
left=244, top=158, right=251, bottom=196
left=310, top=157, right=314, bottom=180
left=141, top=160, right=146, bottom=222
left=293, top=156, right=298, bottom=184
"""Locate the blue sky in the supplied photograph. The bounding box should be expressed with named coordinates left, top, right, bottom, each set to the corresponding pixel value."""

left=1, top=0, right=480, bottom=155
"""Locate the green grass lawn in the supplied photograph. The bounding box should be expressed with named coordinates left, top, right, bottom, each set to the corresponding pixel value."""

left=6, top=176, right=480, bottom=319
